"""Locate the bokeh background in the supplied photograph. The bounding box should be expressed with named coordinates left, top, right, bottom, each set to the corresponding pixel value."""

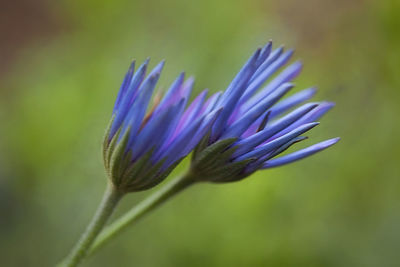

left=1, top=0, right=400, bottom=266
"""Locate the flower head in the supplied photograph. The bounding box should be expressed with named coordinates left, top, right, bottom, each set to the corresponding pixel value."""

left=103, top=59, right=220, bottom=192
left=191, top=42, right=340, bottom=182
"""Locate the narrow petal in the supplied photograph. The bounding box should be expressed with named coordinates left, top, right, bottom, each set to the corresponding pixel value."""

left=234, top=122, right=319, bottom=162
left=242, top=49, right=294, bottom=103
left=175, top=89, right=208, bottom=134
left=250, top=46, right=284, bottom=83
left=181, top=108, right=222, bottom=157
left=276, top=101, right=335, bottom=135
left=221, top=83, right=293, bottom=139
left=269, top=87, right=317, bottom=118
left=255, top=41, right=272, bottom=67
left=122, top=73, right=161, bottom=148
left=212, top=49, right=261, bottom=138
left=201, top=91, right=222, bottom=115
left=155, top=99, right=186, bottom=153
left=241, top=61, right=302, bottom=112
left=262, top=137, right=340, bottom=168
left=113, top=60, right=135, bottom=113
left=157, top=72, right=185, bottom=111
left=179, top=76, right=195, bottom=108
left=232, top=103, right=317, bottom=157
left=110, top=60, right=149, bottom=137
left=158, top=116, right=205, bottom=168
left=130, top=103, right=181, bottom=160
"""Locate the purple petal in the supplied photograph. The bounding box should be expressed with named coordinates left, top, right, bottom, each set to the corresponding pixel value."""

left=275, top=101, right=335, bottom=136
left=212, top=49, right=261, bottom=139
left=130, top=103, right=180, bottom=160
left=113, top=60, right=135, bottom=113
left=122, top=73, right=161, bottom=148
left=156, top=72, right=185, bottom=112
left=232, top=103, right=318, bottom=157
left=110, top=60, right=149, bottom=137
left=234, top=122, right=319, bottom=162
left=175, top=89, right=208, bottom=134
left=221, top=83, right=293, bottom=139
left=241, top=61, right=302, bottom=113
left=241, top=49, right=294, bottom=103
left=262, top=137, right=340, bottom=168
left=269, top=87, right=317, bottom=118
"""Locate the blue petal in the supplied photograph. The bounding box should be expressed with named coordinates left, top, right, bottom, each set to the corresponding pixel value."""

left=153, top=99, right=187, bottom=157
left=158, top=116, right=205, bottom=169
left=212, top=49, right=261, bottom=139
left=244, top=136, right=308, bottom=173
left=250, top=46, right=284, bottom=83
left=221, top=83, right=293, bottom=139
left=130, top=101, right=182, bottom=161
left=234, top=122, right=319, bottom=162
left=175, top=89, right=208, bottom=133
left=182, top=107, right=222, bottom=157
left=156, top=72, right=185, bottom=112
left=232, top=103, right=318, bottom=157
left=179, top=76, right=195, bottom=108
left=276, top=101, right=334, bottom=136
left=122, top=72, right=161, bottom=148
left=110, top=60, right=149, bottom=137
left=262, top=137, right=340, bottom=168
left=201, top=91, right=222, bottom=115
left=269, top=87, right=316, bottom=118
left=242, top=49, right=294, bottom=103
left=113, top=60, right=135, bottom=113
left=241, top=61, right=302, bottom=112
left=255, top=41, right=272, bottom=67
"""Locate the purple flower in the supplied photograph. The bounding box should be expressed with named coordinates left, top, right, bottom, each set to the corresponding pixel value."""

left=191, top=42, right=340, bottom=182
left=103, top=59, right=220, bottom=192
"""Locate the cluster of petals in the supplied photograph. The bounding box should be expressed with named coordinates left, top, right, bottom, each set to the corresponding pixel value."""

left=199, top=41, right=339, bottom=175
left=106, top=42, right=339, bottom=189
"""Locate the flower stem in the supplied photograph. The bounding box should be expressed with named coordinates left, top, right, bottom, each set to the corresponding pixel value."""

left=57, top=183, right=124, bottom=267
left=88, top=172, right=197, bottom=255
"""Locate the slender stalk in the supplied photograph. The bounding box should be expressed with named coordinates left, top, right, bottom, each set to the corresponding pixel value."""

left=88, top=172, right=197, bottom=255
left=58, top=183, right=124, bottom=267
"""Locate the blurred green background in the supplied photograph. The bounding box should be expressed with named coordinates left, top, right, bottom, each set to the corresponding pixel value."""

left=1, top=0, right=400, bottom=266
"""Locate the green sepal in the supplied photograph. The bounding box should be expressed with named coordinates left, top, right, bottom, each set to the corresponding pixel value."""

left=207, top=158, right=256, bottom=183
left=192, top=138, right=237, bottom=169
left=102, top=115, right=114, bottom=151
left=104, top=127, right=121, bottom=171
left=119, top=149, right=154, bottom=189
left=139, top=159, right=182, bottom=190
left=192, top=130, right=212, bottom=161
left=109, top=127, right=131, bottom=185
left=126, top=156, right=166, bottom=192
left=114, top=150, right=132, bottom=186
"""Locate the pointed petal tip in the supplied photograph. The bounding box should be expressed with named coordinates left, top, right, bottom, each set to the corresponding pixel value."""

left=200, top=88, right=209, bottom=96
left=285, top=48, right=295, bottom=56
left=159, top=59, right=166, bottom=67
left=282, top=82, right=295, bottom=88
left=308, top=87, right=318, bottom=94
left=325, top=137, right=340, bottom=146
left=293, top=60, right=303, bottom=68
left=185, top=76, right=195, bottom=83
left=306, top=102, right=319, bottom=109
left=307, top=121, right=320, bottom=128
left=319, top=101, right=336, bottom=109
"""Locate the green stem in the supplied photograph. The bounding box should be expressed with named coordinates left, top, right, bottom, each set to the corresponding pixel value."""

left=88, top=172, right=196, bottom=255
left=57, top=183, right=124, bottom=267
